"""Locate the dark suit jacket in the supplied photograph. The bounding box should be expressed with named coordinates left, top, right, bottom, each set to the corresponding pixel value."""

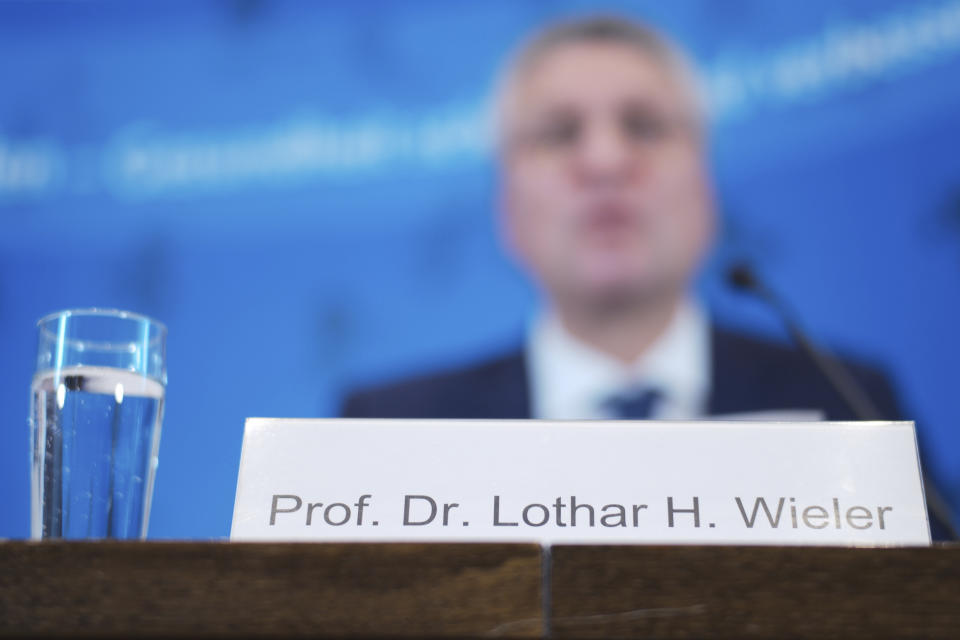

left=343, top=327, right=899, bottom=421
left=341, top=326, right=954, bottom=540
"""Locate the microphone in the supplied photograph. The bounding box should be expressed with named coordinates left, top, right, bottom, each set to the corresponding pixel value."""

left=726, top=261, right=958, bottom=540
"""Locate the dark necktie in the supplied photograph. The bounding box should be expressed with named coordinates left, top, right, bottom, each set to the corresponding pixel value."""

left=602, top=387, right=663, bottom=419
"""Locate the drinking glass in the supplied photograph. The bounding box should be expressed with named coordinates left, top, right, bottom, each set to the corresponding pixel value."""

left=30, top=309, right=167, bottom=539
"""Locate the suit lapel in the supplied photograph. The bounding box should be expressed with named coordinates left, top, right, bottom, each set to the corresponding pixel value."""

left=708, top=327, right=779, bottom=416
left=490, top=349, right=532, bottom=419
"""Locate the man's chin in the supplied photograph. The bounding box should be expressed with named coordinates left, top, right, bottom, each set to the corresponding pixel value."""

left=575, top=278, right=669, bottom=311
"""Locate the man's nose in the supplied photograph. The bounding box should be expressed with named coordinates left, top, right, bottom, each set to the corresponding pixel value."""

left=572, top=121, right=634, bottom=185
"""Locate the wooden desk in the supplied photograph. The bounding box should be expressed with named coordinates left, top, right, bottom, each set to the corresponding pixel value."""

left=2, top=542, right=958, bottom=638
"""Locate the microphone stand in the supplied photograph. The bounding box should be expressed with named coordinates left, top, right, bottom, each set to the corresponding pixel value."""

left=727, top=263, right=958, bottom=541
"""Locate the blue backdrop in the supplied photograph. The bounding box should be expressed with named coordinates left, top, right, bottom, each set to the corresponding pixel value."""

left=2, top=0, right=960, bottom=539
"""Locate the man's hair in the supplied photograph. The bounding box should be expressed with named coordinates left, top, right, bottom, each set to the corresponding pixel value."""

left=494, top=14, right=706, bottom=145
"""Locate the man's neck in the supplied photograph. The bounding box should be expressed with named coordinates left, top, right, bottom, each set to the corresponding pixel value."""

left=552, top=292, right=684, bottom=365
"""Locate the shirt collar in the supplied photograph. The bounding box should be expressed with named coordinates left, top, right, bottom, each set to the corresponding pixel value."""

left=527, top=299, right=711, bottom=420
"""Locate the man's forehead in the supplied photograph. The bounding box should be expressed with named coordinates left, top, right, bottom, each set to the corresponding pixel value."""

left=509, top=42, right=687, bottom=112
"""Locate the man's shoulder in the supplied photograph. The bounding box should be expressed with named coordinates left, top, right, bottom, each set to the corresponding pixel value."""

left=710, top=325, right=902, bottom=420
left=712, top=326, right=894, bottom=386
left=340, top=349, right=529, bottom=419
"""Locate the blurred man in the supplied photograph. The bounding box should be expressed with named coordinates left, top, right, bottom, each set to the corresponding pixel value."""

left=343, top=15, right=896, bottom=422
left=341, top=16, right=954, bottom=538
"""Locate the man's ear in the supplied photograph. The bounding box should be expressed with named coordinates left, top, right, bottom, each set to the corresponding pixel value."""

left=496, top=179, right=525, bottom=263
left=698, top=160, right=719, bottom=253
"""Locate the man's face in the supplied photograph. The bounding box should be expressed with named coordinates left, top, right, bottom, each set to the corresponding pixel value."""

left=501, top=42, right=714, bottom=310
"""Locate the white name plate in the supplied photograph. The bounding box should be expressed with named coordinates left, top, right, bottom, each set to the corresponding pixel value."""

left=231, top=419, right=931, bottom=546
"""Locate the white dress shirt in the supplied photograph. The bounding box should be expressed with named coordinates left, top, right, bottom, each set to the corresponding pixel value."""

left=526, top=300, right=711, bottom=420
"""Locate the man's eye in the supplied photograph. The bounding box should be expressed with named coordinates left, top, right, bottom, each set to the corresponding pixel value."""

left=622, top=113, right=669, bottom=142
left=533, top=119, right=580, bottom=147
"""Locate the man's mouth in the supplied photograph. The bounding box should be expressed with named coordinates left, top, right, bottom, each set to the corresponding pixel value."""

left=581, top=202, right=639, bottom=236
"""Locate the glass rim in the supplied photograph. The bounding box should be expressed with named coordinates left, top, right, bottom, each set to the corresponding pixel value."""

left=36, top=308, right=168, bottom=335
